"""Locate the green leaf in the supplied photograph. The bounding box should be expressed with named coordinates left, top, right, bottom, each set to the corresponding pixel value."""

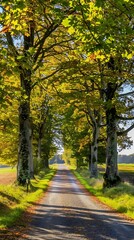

left=62, top=18, right=70, bottom=27
left=17, top=55, right=24, bottom=60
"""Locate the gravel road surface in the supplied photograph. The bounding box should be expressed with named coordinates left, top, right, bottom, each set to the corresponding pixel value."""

left=25, top=164, right=134, bottom=240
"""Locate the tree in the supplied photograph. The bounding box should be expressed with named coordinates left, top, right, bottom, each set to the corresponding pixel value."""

left=52, top=50, right=107, bottom=176
left=0, top=65, right=20, bottom=165
left=62, top=0, right=134, bottom=186
left=51, top=62, right=107, bottom=173
left=0, top=0, right=73, bottom=184
left=31, top=83, right=59, bottom=170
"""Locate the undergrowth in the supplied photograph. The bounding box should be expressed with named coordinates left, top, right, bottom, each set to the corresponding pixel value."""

left=73, top=168, right=134, bottom=220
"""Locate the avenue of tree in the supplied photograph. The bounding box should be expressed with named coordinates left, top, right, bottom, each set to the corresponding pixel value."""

left=0, top=0, right=133, bottom=187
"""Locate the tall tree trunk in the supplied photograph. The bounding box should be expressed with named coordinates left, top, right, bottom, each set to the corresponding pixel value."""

left=17, top=24, right=34, bottom=185
left=17, top=70, right=33, bottom=185
left=90, top=144, right=98, bottom=177
left=44, top=155, right=49, bottom=168
left=88, top=109, right=101, bottom=178
left=37, top=136, right=41, bottom=161
left=90, top=124, right=99, bottom=178
left=76, top=159, right=80, bottom=169
left=88, top=144, right=91, bottom=171
left=37, top=120, right=46, bottom=162
left=103, top=83, right=121, bottom=187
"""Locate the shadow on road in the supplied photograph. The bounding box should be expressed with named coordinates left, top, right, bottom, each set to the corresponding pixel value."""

left=1, top=166, right=134, bottom=240
left=27, top=203, right=134, bottom=240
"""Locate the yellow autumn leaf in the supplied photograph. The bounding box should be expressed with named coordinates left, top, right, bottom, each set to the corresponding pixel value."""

left=62, top=18, right=70, bottom=27
left=68, top=26, right=75, bottom=34
left=12, top=20, right=18, bottom=26
left=5, top=5, right=10, bottom=11
left=127, top=53, right=133, bottom=59
left=122, top=51, right=133, bottom=59
left=80, top=0, right=85, bottom=4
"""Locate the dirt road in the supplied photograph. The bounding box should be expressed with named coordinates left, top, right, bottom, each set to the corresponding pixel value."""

left=25, top=164, right=134, bottom=240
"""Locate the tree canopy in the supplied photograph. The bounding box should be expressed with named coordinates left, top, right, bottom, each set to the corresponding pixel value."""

left=0, top=0, right=133, bottom=187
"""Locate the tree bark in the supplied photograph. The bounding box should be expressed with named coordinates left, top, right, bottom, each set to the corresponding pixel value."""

left=88, top=109, right=101, bottom=178
left=44, top=156, right=49, bottom=169
left=17, top=70, right=33, bottom=185
left=90, top=126, right=99, bottom=178
left=37, top=123, right=44, bottom=162
left=37, top=136, right=41, bottom=161
left=103, top=83, right=121, bottom=187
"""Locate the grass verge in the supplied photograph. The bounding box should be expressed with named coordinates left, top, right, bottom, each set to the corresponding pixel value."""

left=0, top=167, right=16, bottom=174
left=0, top=167, right=56, bottom=229
left=73, top=168, right=134, bottom=220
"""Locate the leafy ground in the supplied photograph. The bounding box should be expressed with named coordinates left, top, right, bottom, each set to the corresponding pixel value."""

left=0, top=167, right=56, bottom=239
left=73, top=166, right=134, bottom=221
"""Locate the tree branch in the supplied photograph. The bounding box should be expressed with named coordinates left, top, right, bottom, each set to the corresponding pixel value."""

left=118, top=91, right=134, bottom=97
left=31, top=68, right=61, bottom=89
left=117, top=115, right=134, bottom=120
left=117, top=123, right=134, bottom=136
left=34, top=22, right=60, bottom=63
left=6, top=32, right=18, bottom=57
left=86, top=114, right=93, bottom=127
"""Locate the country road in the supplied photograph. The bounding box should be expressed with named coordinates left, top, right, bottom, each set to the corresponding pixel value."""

left=25, top=164, right=134, bottom=240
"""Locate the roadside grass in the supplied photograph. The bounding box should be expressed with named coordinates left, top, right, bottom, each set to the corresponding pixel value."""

left=73, top=168, right=134, bottom=220
left=0, top=167, right=56, bottom=229
left=0, top=167, right=16, bottom=174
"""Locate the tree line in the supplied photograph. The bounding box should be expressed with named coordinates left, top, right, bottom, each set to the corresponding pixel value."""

left=0, top=0, right=133, bottom=187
